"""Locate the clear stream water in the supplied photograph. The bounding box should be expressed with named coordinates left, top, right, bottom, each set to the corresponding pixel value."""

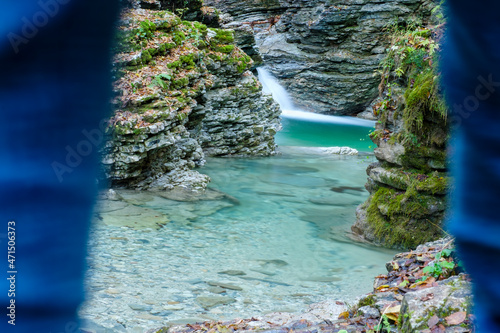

left=80, top=69, right=396, bottom=330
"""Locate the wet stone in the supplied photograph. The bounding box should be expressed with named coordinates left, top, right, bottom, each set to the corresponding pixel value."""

left=207, top=286, right=226, bottom=294
left=250, top=268, right=276, bottom=276
left=257, top=259, right=289, bottom=267
left=206, top=281, right=243, bottom=291
left=163, top=305, right=184, bottom=311
left=218, top=270, right=246, bottom=276
left=129, top=303, right=153, bottom=311
left=196, top=296, right=236, bottom=309
left=358, top=306, right=380, bottom=319
left=150, top=310, right=173, bottom=317
left=135, top=314, right=163, bottom=321
left=104, top=288, right=121, bottom=295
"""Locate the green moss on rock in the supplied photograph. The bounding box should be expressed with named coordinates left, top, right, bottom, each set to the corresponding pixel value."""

left=173, top=30, right=186, bottom=45
left=358, top=294, right=377, bottom=308
left=211, top=28, right=234, bottom=44
left=360, top=22, right=450, bottom=249
left=111, top=7, right=258, bottom=153
left=366, top=186, right=444, bottom=249
left=213, top=45, right=235, bottom=54
left=403, top=69, right=447, bottom=144
left=172, top=77, right=189, bottom=89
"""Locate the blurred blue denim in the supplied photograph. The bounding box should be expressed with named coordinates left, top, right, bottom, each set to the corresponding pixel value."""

left=442, top=0, right=500, bottom=331
left=0, top=1, right=118, bottom=332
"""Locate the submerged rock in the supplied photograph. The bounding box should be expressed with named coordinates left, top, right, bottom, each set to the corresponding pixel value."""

left=129, top=303, right=153, bottom=312
left=278, top=146, right=358, bottom=156
left=206, top=281, right=243, bottom=291
left=95, top=202, right=169, bottom=229
left=196, top=296, right=236, bottom=309
left=218, top=270, right=246, bottom=276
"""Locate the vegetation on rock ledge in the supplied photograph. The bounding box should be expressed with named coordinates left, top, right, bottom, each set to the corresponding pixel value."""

left=356, top=15, right=450, bottom=249
left=110, top=9, right=254, bottom=135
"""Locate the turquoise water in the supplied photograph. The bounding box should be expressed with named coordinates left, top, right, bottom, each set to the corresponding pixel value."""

left=277, top=117, right=373, bottom=151
left=84, top=137, right=397, bottom=327
left=257, top=67, right=375, bottom=152
left=82, top=72, right=394, bottom=329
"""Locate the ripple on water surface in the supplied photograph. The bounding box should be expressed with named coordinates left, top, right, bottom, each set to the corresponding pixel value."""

left=80, top=150, right=396, bottom=331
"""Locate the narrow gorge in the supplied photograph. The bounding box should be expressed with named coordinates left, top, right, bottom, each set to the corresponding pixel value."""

left=79, top=0, right=474, bottom=332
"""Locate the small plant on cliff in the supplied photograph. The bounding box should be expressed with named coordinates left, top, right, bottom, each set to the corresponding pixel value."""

left=149, top=73, right=172, bottom=90
left=137, top=20, right=156, bottom=40
left=422, top=249, right=456, bottom=279
left=380, top=22, right=438, bottom=81
left=377, top=20, right=448, bottom=149
left=374, top=314, right=393, bottom=333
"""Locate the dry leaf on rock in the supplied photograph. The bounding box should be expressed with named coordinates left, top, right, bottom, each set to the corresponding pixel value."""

left=431, top=324, right=446, bottom=333
left=420, top=292, right=434, bottom=301
left=384, top=304, right=401, bottom=322
left=427, top=314, right=439, bottom=328
left=338, top=311, right=349, bottom=319
left=445, top=311, right=466, bottom=325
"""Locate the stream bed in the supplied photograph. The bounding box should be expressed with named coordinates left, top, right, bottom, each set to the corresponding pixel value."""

left=79, top=145, right=396, bottom=332
left=79, top=69, right=396, bottom=332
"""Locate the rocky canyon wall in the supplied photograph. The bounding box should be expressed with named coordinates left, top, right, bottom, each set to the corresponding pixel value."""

left=351, top=19, right=449, bottom=249
left=102, top=4, right=281, bottom=192
left=206, top=0, right=435, bottom=115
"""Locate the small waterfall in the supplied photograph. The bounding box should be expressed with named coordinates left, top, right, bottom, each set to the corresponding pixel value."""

left=257, top=67, right=296, bottom=111
left=257, top=67, right=375, bottom=128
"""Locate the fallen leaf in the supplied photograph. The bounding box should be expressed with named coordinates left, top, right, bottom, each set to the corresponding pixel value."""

left=445, top=311, right=467, bottom=325
left=385, top=305, right=401, bottom=314
left=399, top=280, right=409, bottom=288
left=420, top=293, right=434, bottom=301
left=427, top=314, right=439, bottom=328
left=376, top=284, right=390, bottom=290
left=338, top=311, right=349, bottom=319
left=431, top=324, right=446, bottom=333
left=385, top=312, right=399, bottom=322
left=384, top=304, right=401, bottom=322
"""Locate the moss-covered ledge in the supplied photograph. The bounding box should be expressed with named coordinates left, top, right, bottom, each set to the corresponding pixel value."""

left=368, top=166, right=449, bottom=195
left=353, top=13, right=449, bottom=249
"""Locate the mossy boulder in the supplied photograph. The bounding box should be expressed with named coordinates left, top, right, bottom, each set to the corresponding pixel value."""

left=363, top=186, right=445, bottom=249
left=400, top=276, right=472, bottom=332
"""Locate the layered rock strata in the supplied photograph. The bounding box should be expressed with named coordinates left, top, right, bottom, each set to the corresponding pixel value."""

left=351, top=22, right=449, bottom=249
left=102, top=7, right=281, bottom=191
left=205, top=0, right=435, bottom=115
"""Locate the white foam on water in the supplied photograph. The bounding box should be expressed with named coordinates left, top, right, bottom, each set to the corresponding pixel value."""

left=281, top=109, right=375, bottom=127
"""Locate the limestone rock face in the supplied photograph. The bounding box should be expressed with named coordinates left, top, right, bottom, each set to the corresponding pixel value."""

left=350, top=18, right=448, bottom=249
left=400, top=276, right=472, bottom=332
left=102, top=7, right=281, bottom=192
left=205, top=0, right=434, bottom=115
left=191, top=68, right=281, bottom=156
